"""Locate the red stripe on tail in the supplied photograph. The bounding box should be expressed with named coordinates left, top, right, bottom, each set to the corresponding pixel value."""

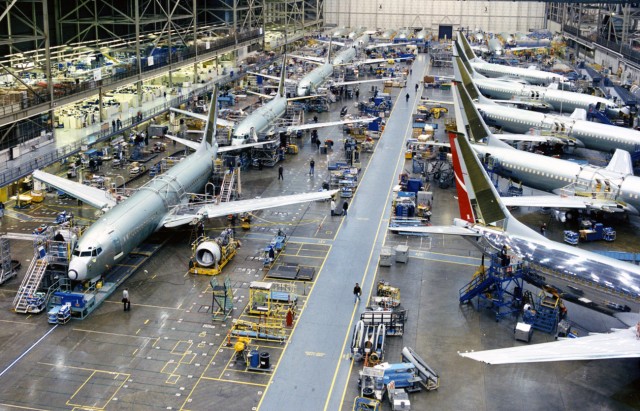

left=448, top=131, right=475, bottom=223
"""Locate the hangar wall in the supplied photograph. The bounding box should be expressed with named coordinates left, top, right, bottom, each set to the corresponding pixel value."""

left=324, top=1, right=547, bottom=35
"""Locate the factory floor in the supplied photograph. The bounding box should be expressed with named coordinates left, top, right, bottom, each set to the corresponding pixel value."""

left=0, top=53, right=638, bottom=411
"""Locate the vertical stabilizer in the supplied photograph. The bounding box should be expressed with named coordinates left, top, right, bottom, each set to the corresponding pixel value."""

left=450, top=85, right=507, bottom=226
left=457, top=31, right=482, bottom=62
left=278, top=54, right=287, bottom=98
left=201, top=86, right=220, bottom=152
left=453, top=54, right=494, bottom=105
left=448, top=131, right=476, bottom=223
left=453, top=40, right=485, bottom=80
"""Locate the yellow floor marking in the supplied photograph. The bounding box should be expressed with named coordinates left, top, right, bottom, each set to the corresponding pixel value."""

left=166, top=374, right=180, bottom=385
left=0, top=403, right=48, bottom=411
left=200, top=376, right=267, bottom=387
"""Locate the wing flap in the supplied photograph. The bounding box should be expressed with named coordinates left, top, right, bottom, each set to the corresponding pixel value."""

left=33, top=170, right=116, bottom=210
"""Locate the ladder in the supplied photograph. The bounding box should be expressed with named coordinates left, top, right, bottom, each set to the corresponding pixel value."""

left=219, top=169, right=240, bottom=202
left=13, top=257, right=48, bottom=313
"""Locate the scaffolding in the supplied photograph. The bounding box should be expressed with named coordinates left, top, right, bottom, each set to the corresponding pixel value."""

left=211, top=276, right=234, bottom=321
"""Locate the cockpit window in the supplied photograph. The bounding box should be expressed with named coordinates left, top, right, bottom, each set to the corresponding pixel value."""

left=96, top=247, right=102, bottom=255
left=80, top=251, right=91, bottom=257
left=72, top=250, right=80, bottom=257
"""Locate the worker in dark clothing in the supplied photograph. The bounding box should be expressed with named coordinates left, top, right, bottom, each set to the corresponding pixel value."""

left=342, top=201, right=349, bottom=216
left=415, top=83, right=419, bottom=93
left=405, top=93, right=410, bottom=102
left=309, top=159, right=315, bottom=176
left=540, top=223, right=547, bottom=237
left=278, top=165, right=284, bottom=180
left=268, top=246, right=275, bottom=260
left=353, top=283, right=362, bottom=303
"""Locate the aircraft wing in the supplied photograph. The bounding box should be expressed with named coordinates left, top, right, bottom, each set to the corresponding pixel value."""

left=165, top=134, right=200, bottom=150
left=501, top=195, right=624, bottom=212
left=279, top=117, right=377, bottom=133
left=492, top=134, right=551, bottom=143
left=366, top=42, right=409, bottom=50
left=218, top=140, right=279, bottom=153
left=459, top=327, right=640, bottom=364
left=246, top=71, right=297, bottom=83
left=388, top=225, right=480, bottom=237
left=289, top=54, right=325, bottom=64
left=162, top=190, right=338, bottom=228
left=170, top=108, right=234, bottom=128
left=331, top=77, right=402, bottom=87
left=32, top=170, right=117, bottom=210
left=358, top=56, right=414, bottom=65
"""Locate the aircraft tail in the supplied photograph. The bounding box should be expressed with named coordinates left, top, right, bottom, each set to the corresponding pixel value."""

left=453, top=50, right=493, bottom=105
left=201, top=86, right=220, bottom=152
left=278, top=54, right=287, bottom=98
left=454, top=72, right=511, bottom=149
left=449, top=85, right=509, bottom=227
left=457, top=31, right=483, bottom=62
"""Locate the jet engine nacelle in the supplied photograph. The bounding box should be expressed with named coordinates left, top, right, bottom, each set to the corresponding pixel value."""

left=195, top=241, right=222, bottom=267
left=554, top=210, right=574, bottom=223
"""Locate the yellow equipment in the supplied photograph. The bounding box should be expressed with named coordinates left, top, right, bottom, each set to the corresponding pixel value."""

left=189, top=228, right=239, bottom=275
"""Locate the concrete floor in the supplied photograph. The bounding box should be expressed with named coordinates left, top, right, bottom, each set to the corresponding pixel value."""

left=0, top=53, right=638, bottom=411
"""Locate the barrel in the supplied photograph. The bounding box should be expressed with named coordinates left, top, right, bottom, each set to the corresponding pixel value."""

left=250, top=350, right=260, bottom=368
left=259, top=352, right=270, bottom=369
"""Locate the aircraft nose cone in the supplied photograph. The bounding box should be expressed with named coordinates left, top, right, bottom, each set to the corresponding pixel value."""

left=68, top=263, right=87, bottom=281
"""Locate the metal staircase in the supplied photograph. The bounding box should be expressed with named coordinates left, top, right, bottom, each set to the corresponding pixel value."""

left=219, top=169, right=240, bottom=202
left=13, top=257, right=48, bottom=313
left=459, top=254, right=525, bottom=321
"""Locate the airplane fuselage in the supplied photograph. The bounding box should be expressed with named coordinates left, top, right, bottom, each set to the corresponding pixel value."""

left=296, top=47, right=357, bottom=97
left=477, top=103, right=640, bottom=154
left=68, top=147, right=214, bottom=281
left=233, top=95, right=288, bottom=143
left=471, top=144, right=640, bottom=214
left=456, top=217, right=640, bottom=298
left=471, top=61, right=566, bottom=86
left=476, top=78, right=618, bottom=117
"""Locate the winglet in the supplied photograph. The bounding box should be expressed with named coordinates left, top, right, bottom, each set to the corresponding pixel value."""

left=606, top=149, right=634, bottom=176
left=201, top=86, right=220, bottom=152
left=278, top=54, right=287, bottom=98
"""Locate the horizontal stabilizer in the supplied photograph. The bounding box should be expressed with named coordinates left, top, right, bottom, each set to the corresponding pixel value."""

left=33, top=170, right=117, bottom=210
left=459, top=327, right=640, bottom=364
left=165, top=134, right=200, bottom=151
left=170, top=107, right=234, bottom=127
left=163, top=190, right=338, bottom=228
left=605, top=149, right=633, bottom=176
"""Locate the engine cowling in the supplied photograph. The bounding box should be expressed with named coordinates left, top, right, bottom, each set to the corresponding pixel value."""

left=195, top=241, right=222, bottom=267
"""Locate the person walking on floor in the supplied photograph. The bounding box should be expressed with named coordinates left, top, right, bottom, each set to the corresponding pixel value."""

left=540, top=223, right=547, bottom=237
left=415, top=83, right=419, bottom=93
left=342, top=200, right=349, bottom=216
left=405, top=93, right=410, bottom=102
left=309, top=158, right=315, bottom=176
left=278, top=165, right=284, bottom=180
left=353, top=283, right=362, bottom=303
left=122, top=288, right=130, bottom=311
